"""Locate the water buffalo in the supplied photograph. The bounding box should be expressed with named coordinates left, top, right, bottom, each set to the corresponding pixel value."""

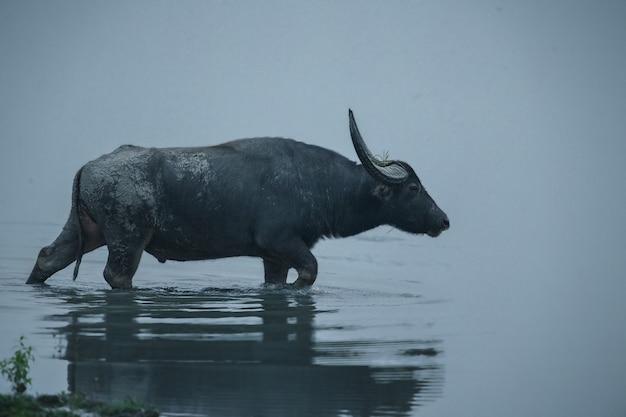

left=27, top=110, right=449, bottom=289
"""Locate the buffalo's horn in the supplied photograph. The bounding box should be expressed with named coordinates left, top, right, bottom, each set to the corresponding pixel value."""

left=349, top=109, right=411, bottom=184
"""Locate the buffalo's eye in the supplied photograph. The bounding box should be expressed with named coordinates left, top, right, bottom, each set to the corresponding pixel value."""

left=408, top=183, right=421, bottom=193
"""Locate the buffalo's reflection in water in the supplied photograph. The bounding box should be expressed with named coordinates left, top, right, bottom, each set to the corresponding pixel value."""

left=42, top=287, right=442, bottom=417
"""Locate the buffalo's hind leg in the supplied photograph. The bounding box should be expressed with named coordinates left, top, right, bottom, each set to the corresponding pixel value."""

left=27, top=214, right=103, bottom=284
left=27, top=223, right=78, bottom=284
left=102, top=232, right=152, bottom=289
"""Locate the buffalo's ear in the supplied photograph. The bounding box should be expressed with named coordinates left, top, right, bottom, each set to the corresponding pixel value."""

left=372, top=184, right=392, bottom=201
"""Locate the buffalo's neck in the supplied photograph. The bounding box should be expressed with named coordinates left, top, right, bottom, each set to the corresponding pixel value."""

left=330, top=166, right=387, bottom=238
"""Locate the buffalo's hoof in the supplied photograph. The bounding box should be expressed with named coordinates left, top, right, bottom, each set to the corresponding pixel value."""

left=26, top=265, right=48, bottom=285
left=291, top=278, right=313, bottom=289
left=108, top=282, right=133, bottom=290
left=105, top=276, right=133, bottom=290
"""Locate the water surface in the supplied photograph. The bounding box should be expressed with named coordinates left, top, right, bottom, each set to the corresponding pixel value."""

left=1, top=222, right=447, bottom=417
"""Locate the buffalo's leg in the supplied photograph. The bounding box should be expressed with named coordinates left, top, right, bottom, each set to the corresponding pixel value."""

left=262, top=238, right=317, bottom=288
left=27, top=223, right=78, bottom=284
left=263, top=258, right=289, bottom=284
left=100, top=212, right=152, bottom=288
left=103, top=240, right=146, bottom=289
left=28, top=211, right=104, bottom=284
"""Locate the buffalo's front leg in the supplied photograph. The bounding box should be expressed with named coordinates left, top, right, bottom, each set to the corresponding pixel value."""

left=260, top=238, right=317, bottom=288
left=263, top=258, right=289, bottom=284
left=292, top=254, right=318, bottom=288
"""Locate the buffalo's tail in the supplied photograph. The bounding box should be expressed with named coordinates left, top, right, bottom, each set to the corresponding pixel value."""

left=72, top=167, right=84, bottom=281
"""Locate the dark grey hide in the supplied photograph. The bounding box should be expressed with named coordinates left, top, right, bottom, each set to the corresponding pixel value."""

left=27, top=110, right=449, bottom=289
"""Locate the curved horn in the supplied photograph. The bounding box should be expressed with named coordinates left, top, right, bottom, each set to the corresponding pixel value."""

left=349, top=109, right=411, bottom=184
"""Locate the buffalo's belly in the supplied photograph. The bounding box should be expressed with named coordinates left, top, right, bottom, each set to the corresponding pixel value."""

left=145, top=224, right=259, bottom=261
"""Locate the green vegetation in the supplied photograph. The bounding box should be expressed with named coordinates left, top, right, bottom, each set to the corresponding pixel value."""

left=0, top=393, right=77, bottom=417
left=64, top=393, right=158, bottom=417
left=0, top=393, right=158, bottom=417
left=0, top=336, right=34, bottom=394
left=0, top=337, right=158, bottom=416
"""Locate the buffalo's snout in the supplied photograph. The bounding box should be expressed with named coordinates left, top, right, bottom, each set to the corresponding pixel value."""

left=425, top=207, right=449, bottom=238
left=441, top=215, right=450, bottom=230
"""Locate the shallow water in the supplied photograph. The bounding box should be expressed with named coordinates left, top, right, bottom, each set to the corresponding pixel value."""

left=1, top=221, right=625, bottom=417
left=0, top=223, right=447, bottom=417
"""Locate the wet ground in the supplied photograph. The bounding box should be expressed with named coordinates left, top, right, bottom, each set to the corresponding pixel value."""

left=1, top=221, right=625, bottom=417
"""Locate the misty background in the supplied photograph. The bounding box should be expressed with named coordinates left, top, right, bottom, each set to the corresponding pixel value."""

left=1, top=1, right=625, bottom=416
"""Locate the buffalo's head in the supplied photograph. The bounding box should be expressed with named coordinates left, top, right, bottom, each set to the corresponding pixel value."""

left=349, top=109, right=449, bottom=237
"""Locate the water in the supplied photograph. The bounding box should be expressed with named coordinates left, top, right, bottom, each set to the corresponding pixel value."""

left=2, top=218, right=625, bottom=417
left=1, top=222, right=448, bottom=417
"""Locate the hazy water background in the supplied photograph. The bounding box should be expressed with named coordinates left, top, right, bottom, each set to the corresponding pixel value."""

left=1, top=1, right=626, bottom=416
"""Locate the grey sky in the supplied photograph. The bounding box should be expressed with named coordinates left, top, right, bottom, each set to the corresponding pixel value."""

left=2, top=0, right=625, bottom=265
left=2, top=1, right=625, bottom=249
